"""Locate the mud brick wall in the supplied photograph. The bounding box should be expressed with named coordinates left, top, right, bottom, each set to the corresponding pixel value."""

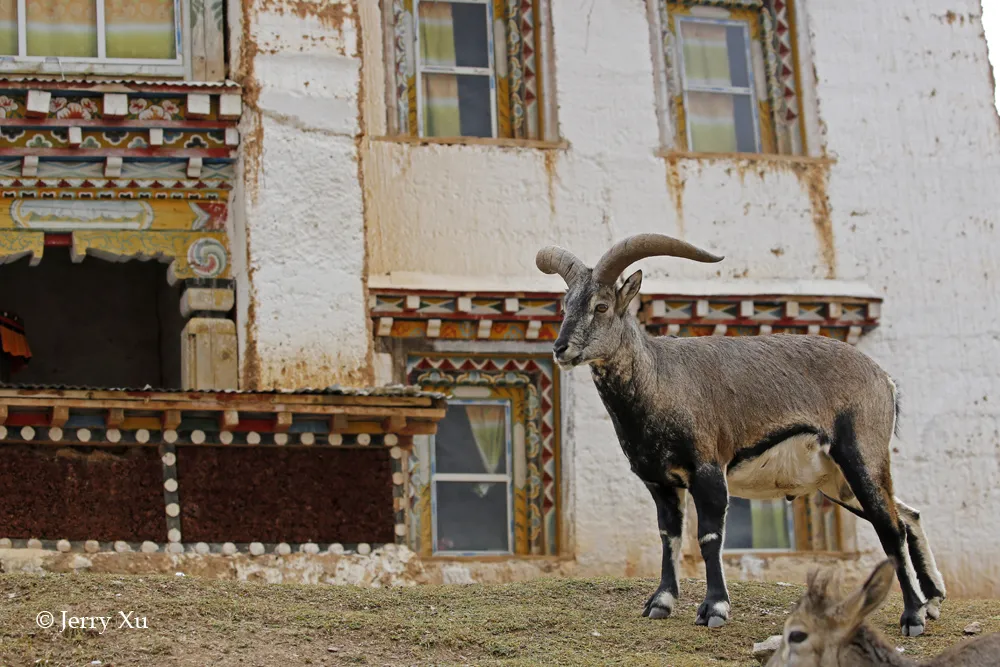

left=0, top=445, right=165, bottom=541
left=178, top=447, right=395, bottom=544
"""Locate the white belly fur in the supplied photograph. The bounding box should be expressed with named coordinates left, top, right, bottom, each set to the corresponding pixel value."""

left=726, top=433, right=840, bottom=500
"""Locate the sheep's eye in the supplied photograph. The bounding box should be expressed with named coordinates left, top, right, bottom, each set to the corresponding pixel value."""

left=788, top=630, right=809, bottom=644
left=595, top=303, right=609, bottom=314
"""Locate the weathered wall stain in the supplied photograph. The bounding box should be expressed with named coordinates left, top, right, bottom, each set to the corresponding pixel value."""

left=352, top=0, right=375, bottom=386
left=258, top=0, right=349, bottom=30
left=544, top=150, right=560, bottom=220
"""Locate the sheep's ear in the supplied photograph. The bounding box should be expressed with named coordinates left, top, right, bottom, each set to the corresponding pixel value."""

left=834, top=559, right=895, bottom=628
left=616, top=269, right=642, bottom=315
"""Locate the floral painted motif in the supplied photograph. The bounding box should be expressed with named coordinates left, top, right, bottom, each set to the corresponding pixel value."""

left=0, top=96, right=18, bottom=119
left=129, top=98, right=181, bottom=120
left=187, top=237, right=228, bottom=278
left=189, top=202, right=228, bottom=231
left=50, top=98, right=100, bottom=120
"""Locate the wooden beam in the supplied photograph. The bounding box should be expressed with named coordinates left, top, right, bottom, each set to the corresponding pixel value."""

left=401, top=421, right=437, bottom=436
left=274, top=412, right=293, bottom=432
left=162, top=410, right=182, bottom=430
left=50, top=406, right=69, bottom=427
left=329, top=414, right=349, bottom=433
left=106, top=408, right=125, bottom=429
left=382, top=415, right=407, bottom=433
left=219, top=410, right=239, bottom=429
left=0, top=405, right=6, bottom=425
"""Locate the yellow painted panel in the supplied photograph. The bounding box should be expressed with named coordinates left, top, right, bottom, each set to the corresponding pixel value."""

left=0, top=199, right=228, bottom=232
left=72, top=230, right=231, bottom=280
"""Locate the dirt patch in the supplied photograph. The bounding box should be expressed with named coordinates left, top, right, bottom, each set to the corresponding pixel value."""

left=0, top=574, right=998, bottom=666
left=177, top=446, right=394, bottom=544
left=0, top=446, right=163, bottom=541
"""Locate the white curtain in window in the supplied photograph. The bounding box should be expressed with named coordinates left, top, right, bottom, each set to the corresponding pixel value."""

left=464, top=404, right=505, bottom=497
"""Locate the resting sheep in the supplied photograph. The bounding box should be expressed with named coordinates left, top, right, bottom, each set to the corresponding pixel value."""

left=765, top=559, right=999, bottom=666
left=535, top=233, right=946, bottom=637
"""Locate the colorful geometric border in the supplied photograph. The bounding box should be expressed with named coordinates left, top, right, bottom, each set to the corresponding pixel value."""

left=370, top=289, right=882, bottom=344
left=406, top=354, right=559, bottom=556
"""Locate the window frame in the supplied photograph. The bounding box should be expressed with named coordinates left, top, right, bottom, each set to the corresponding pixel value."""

left=0, top=0, right=187, bottom=78
left=429, top=398, right=515, bottom=556
left=674, top=15, right=761, bottom=153
left=385, top=0, right=554, bottom=142
left=721, top=497, right=797, bottom=554
left=413, top=0, right=499, bottom=139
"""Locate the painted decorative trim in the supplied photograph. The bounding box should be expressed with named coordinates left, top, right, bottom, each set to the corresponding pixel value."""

left=369, top=289, right=882, bottom=344
left=406, top=354, right=559, bottom=557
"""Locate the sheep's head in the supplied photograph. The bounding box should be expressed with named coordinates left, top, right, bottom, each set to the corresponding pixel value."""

left=765, top=559, right=897, bottom=667
left=535, top=234, right=723, bottom=368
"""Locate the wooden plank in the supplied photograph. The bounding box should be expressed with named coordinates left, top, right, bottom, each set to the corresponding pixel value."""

left=0, top=398, right=445, bottom=420
left=329, top=414, right=349, bottom=433
left=219, top=410, right=239, bottom=429
left=273, top=412, right=293, bottom=432
left=0, top=405, right=6, bottom=425
left=401, top=421, right=437, bottom=436
left=0, top=389, right=434, bottom=408
left=190, top=0, right=208, bottom=81
left=382, top=415, right=407, bottom=433
left=106, top=408, right=125, bottom=429
left=0, top=148, right=233, bottom=159
left=204, top=0, right=226, bottom=81
left=50, top=406, right=69, bottom=427
left=0, top=118, right=233, bottom=129
left=162, top=410, right=182, bottom=430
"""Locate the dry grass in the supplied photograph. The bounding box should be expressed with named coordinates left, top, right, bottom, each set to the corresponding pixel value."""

left=0, top=573, right=998, bottom=666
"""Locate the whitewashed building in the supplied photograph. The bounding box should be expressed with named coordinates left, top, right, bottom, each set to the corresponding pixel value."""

left=1, top=0, right=998, bottom=598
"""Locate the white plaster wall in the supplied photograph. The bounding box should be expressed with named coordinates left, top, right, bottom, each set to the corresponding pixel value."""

left=353, top=0, right=1000, bottom=595
left=231, top=1, right=372, bottom=390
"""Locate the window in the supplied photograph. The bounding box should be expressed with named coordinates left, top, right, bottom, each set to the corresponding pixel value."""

left=660, top=0, right=805, bottom=155
left=431, top=400, right=513, bottom=554
left=406, top=354, right=560, bottom=558
left=387, top=0, right=547, bottom=140
left=725, top=498, right=794, bottom=551
left=0, top=0, right=224, bottom=79
left=723, top=493, right=842, bottom=553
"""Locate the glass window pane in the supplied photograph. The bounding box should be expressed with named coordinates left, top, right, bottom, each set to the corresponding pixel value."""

left=687, top=91, right=757, bottom=153
left=435, top=402, right=508, bottom=475
left=27, top=0, right=98, bottom=58
left=422, top=72, right=493, bottom=138
left=679, top=20, right=751, bottom=89
left=0, top=0, right=16, bottom=56
left=419, top=1, right=489, bottom=69
left=435, top=480, right=510, bottom=552
left=724, top=498, right=792, bottom=550
left=105, top=0, right=176, bottom=60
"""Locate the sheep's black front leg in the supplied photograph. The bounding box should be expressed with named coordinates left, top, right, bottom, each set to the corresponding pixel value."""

left=690, top=464, right=731, bottom=628
left=642, top=482, right=686, bottom=619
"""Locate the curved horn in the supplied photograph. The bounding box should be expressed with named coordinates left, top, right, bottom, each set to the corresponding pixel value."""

left=535, top=245, right=587, bottom=285
left=592, top=233, right=724, bottom=284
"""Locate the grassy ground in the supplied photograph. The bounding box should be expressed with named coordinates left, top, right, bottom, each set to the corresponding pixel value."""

left=0, top=573, right=998, bottom=667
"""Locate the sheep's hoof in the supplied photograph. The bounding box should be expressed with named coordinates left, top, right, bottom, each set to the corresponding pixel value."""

left=695, top=599, right=730, bottom=628
left=642, top=588, right=676, bottom=619
left=925, top=597, right=943, bottom=621
left=900, top=608, right=926, bottom=637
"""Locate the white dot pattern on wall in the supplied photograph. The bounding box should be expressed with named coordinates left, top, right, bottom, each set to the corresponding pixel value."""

left=300, top=432, right=315, bottom=446
left=166, top=503, right=180, bottom=517
left=247, top=432, right=261, bottom=445
left=357, top=543, right=371, bottom=555
left=164, top=478, right=178, bottom=493
left=20, top=426, right=35, bottom=441
left=276, top=542, right=291, bottom=555
left=191, top=430, right=206, bottom=445
left=140, top=541, right=159, bottom=553
left=106, top=428, right=122, bottom=443
left=163, top=429, right=178, bottom=444
left=222, top=542, right=237, bottom=555
left=56, top=540, right=71, bottom=552
left=48, top=427, right=63, bottom=442
left=219, top=431, right=234, bottom=445
left=27, top=538, right=43, bottom=549
left=162, top=452, right=176, bottom=466
left=135, top=429, right=150, bottom=443
left=77, top=428, right=91, bottom=442
left=249, top=542, right=265, bottom=556
left=274, top=433, right=288, bottom=446
left=357, top=433, right=371, bottom=446
left=328, top=433, right=343, bottom=446
left=167, top=528, right=181, bottom=543
left=384, top=434, right=399, bottom=446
